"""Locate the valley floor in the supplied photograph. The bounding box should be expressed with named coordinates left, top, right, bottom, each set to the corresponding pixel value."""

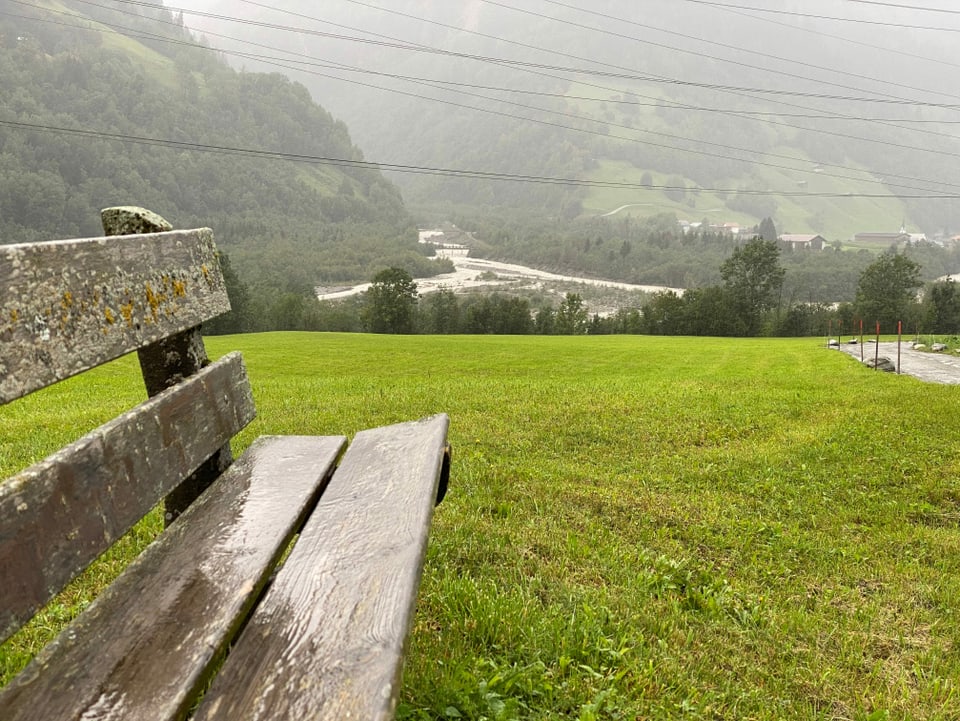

left=316, top=238, right=683, bottom=301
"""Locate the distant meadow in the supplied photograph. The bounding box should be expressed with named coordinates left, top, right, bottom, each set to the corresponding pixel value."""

left=2, top=333, right=959, bottom=719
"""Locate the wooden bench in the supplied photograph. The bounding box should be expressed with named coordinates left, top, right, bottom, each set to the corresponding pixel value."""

left=0, top=207, right=451, bottom=720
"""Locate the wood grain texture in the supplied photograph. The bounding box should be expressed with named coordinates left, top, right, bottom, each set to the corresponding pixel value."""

left=0, top=434, right=347, bottom=721
left=194, top=414, right=451, bottom=721
left=0, top=229, right=229, bottom=405
left=0, top=353, right=255, bottom=644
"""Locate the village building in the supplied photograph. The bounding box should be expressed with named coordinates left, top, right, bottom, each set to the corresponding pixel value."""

left=779, top=234, right=826, bottom=251
left=853, top=230, right=911, bottom=245
left=852, top=222, right=924, bottom=246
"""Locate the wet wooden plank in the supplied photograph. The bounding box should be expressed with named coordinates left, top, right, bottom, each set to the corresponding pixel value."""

left=195, top=414, right=451, bottom=721
left=97, top=208, right=229, bottom=524
left=0, top=353, right=254, bottom=644
left=136, top=327, right=232, bottom=526
left=0, top=229, right=229, bottom=404
left=0, top=435, right=346, bottom=721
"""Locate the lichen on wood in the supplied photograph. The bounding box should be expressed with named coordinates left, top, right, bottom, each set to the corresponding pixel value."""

left=0, top=228, right=229, bottom=405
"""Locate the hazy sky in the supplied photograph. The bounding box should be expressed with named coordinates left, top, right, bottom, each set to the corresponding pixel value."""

left=170, top=0, right=960, bottom=107
left=168, top=1, right=960, bottom=207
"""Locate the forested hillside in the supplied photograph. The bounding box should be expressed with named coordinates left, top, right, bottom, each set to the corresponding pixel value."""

left=0, top=0, right=449, bottom=301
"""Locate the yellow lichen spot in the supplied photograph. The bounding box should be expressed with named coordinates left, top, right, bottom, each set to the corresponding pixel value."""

left=145, top=282, right=160, bottom=320
left=201, top=265, right=210, bottom=280
left=61, top=291, right=73, bottom=309
left=173, top=279, right=187, bottom=297
left=9, top=309, right=18, bottom=323
left=104, top=307, right=115, bottom=325
left=120, top=302, right=134, bottom=327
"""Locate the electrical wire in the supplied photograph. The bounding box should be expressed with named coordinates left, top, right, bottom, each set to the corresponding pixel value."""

left=8, top=1, right=960, bottom=199
left=14, top=0, right=960, bottom=194
left=3, top=118, right=957, bottom=198
left=844, top=0, right=960, bottom=13
left=196, top=0, right=960, bottom=186
left=11, top=1, right=943, bottom=196
left=60, top=0, right=960, bottom=108
left=484, top=0, right=955, bottom=104
left=682, top=0, right=960, bottom=32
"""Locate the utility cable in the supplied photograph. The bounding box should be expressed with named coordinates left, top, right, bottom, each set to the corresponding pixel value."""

left=59, top=0, right=960, bottom=108
left=3, top=118, right=957, bottom=198
left=484, top=0, right=955, bottom=104
left=15, top=1, right=960, bottom=194
left=682, top=0, right=960, bottom=32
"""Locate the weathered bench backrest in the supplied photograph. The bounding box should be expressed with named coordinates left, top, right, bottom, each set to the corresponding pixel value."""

left=0, top=222, right=252, bottom=644
left=1, top=227, right=228, bottom=403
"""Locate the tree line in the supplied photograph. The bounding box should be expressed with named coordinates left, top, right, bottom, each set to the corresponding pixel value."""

left=453, top=211, right=960, bottom=305
left=208, top=237, right=960, bottom=338
left=206, top=262, right=595, bottom=336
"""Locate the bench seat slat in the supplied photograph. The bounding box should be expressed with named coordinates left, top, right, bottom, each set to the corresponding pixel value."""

left=0, top=434, right=347, bottom=721
left=195, top=414, right=450, bottom=721
left=0, top=228, right=229, bottom=404
left=0, top=352, right=255, bottom=643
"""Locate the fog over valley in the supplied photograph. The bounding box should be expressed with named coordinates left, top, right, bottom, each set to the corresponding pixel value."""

left=6, top=1, right=960, bottom=334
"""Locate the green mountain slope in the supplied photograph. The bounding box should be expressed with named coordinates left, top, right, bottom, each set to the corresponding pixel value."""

left=0, top=0, right=446, bottom=294
left=183, top=0, right=959, bottom=241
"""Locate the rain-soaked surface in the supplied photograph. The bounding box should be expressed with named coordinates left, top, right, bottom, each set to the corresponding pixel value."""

left=836, top=341, right=960, bottom=385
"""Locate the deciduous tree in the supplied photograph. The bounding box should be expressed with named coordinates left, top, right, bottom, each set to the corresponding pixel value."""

left=423, top=287, right=460, bottom=334
left=925, top=280, right=960, bottom=333
left=855, top=251, right=921, bottom=331
left=362, top=267, right=418, bottom=334
left=720, top=238, right=785, bottom=335
left=556, top=293, right=588, bottom=335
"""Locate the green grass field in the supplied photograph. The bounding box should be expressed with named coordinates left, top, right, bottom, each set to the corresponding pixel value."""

left=2, top=333, right=959, bottom=719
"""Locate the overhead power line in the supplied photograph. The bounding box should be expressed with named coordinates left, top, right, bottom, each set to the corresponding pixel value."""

left=3, top=119, right=957, bottom=199
left=703, top=0, right=960, bottom=73
left=11, top=0, right=960, bottom=200
left=484, top=0, right=955, bottom=104
left=207, top=0, right=960, bottom=186
left=843, top=0, right=960, bottom=15
left=21, top=0, right=959, bottom=196
left=50, top=0, right=960, bottom=108
left=683, top=0, right=960, bottom=32
left=16, top=0, right=960, bottom=195
left=536, top=0, right=960, bottom=102
left=245, top=0, right=960, bottom=135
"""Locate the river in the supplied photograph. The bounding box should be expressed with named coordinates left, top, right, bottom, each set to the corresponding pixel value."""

left=315, top=230, right=683, bottom=301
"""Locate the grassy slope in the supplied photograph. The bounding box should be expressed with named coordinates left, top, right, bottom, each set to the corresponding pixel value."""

left=44, top=0, right=180, bottom=87
left=2, top=333, right=959, bottom=719
left=582, top=157, right=907, bottom=243
left=570, top=80, right=909, bottom=241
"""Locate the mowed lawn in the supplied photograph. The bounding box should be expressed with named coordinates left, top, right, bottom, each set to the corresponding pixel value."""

left=2, top=333, right=959, bottom=719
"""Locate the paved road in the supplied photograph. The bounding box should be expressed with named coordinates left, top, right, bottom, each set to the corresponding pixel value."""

left=837, top=341, right=960, bottom=384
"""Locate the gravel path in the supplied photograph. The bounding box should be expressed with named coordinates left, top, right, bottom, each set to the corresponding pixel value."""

left=837, top=341, right=960, bottom=385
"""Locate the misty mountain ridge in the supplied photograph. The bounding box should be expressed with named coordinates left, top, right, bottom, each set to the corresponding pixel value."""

left=181, top=0, right=960, bottom=240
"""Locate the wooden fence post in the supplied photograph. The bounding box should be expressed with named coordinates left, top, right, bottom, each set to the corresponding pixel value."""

left=101, top=206, right=233, bottom=526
